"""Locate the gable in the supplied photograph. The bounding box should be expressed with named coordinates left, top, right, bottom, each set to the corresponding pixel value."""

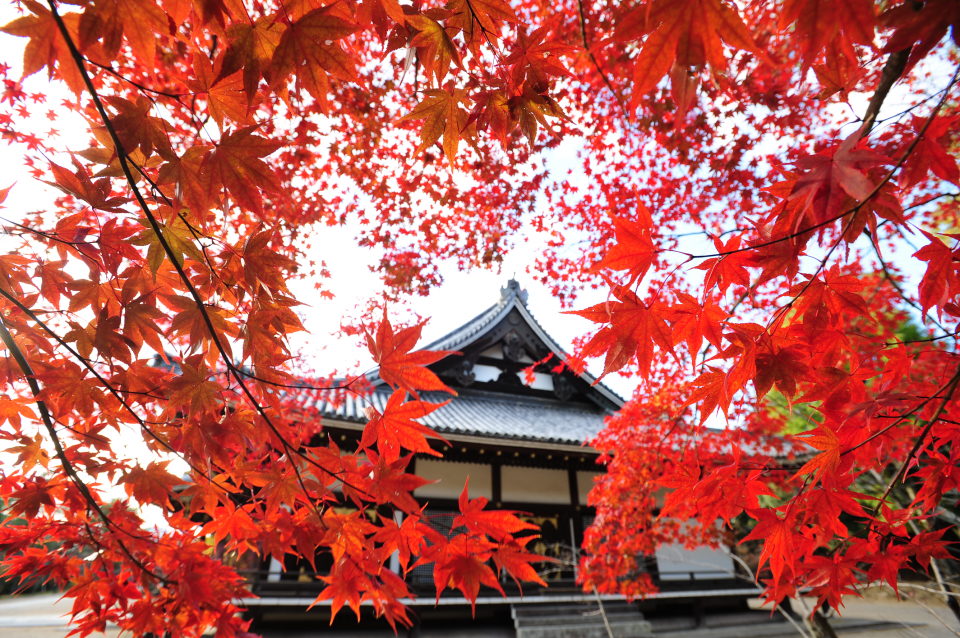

left=367, top=279, right=623, bottom=413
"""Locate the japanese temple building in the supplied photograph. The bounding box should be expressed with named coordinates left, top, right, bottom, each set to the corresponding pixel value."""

left=242, top=280, right=764, bottom=635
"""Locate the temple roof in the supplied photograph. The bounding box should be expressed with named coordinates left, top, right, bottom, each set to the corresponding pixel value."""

left=308, top=387, right=611, bottom=447
left=314, top=280, right=625, bottom=447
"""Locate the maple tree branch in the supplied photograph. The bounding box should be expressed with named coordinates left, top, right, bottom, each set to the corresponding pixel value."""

left=0, top=314, right=172, bottom=584
left=861, top=48, right=913, bottom=137
left=874, top=364, right=960, bottom=513
left=45, top=0, right=359, bottom=515
left=688, top=63, right=960, bottom=263
left=865, top=231, right=953, bottom=336
left=0, top=287, right=217, bottom=483
left=84, top=58, right=188, bottom=101
left=575, top=0, right=626, bottom=120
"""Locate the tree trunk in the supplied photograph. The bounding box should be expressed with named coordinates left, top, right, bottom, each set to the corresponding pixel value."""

left=806, top=609, right=839, bottom=638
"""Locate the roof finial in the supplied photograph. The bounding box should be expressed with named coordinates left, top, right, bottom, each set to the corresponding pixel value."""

left=500, top=277, right=528, bottom=305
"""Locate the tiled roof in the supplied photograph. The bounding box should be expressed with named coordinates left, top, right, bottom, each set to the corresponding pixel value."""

left=306, top=386, right=609, bottom=446
left=368, top=279, right=625, bottom=411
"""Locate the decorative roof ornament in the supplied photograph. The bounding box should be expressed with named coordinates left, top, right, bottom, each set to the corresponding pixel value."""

left=500, top=278, right=529, bottom=305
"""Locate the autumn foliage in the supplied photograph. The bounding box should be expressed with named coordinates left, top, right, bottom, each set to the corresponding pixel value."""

left=0, top=0, right=959, bottom=633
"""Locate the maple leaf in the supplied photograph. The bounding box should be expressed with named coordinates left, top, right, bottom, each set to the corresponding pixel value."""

left=788, top=134, right=889, bottom=225
left=913, top=231, right=956, bottom=319
left=365, top=309, right=457, bottom=397
left=616, top=0, right=765, bottom=109
left=694, top=235, right=752, bottom=294
left=800, top=487, right=870, bottom=539
left=7, top=433, right=50, bottom=472
left=778, top=0, right=875, bottom=69
left=186, top=53, right=254, bottom=131
left=407, top=12, right=463, bottom=86
left=788, top=265, right=871, bottom=326
left=793, top=426, right=841, bottom=484
left=103, top=95, right=173, bottom=158
left=358, top=0, right=406, bottom=40
left=592, top=208, right=657, bottom=285
left=881, top=0, right=960, bottom=75
left=657, top=461, right=701, bottom=518
left=669, top=291, right=727, bottom=358
left=240, top=229, right=297, bottom=296
left=813, top=41, right=865, bottom=102
left=360, top=389, right=449, bottom=462
left=906, top=529, right=954, bottom=572
left=453, top=478, right=538, bottom=541
left=568, top=283, right=675, bottom=380
left=899, top=115, right=960, bottom=191
left=804, top=552, right=864, bottom=612
left=122, top=294, right=165, bottom=355
left=271, top=6, right=360, bottom=110
left=199, top=127, right=283, bottom=216
left=217, top=16, right=284, bottom=104
left=313, top=563, right=368, bottom=622
left=754, top=333, right=810, bottom=401
left=121, top=461, right=184, bottom=507
left=493, top=535, right=549, bottom=588
left=1, top=1, right=86, bottom=94
left=201, top=500, right=261, bottom=547
left=7, top=477, right=61, bottom=520
left=45, top=158, right=126, bottom=211
left=364, top=450, right=433, bottom=512
left=0, top=396, right=37, bottom=432
left=866, top=547, right=909, bottom=598
left=163, top=361, right=222, bottom=416
left=430, top=534, right=503, bottom=612
left=504, top=24, right=574, bottom=92
left=373, top=512, right=425, bottom=573
left=322, top=508, right=376, bottom=563
left=740, top=508, right=795, bottom=583
left=78, top=0, right=168, bottom=64
left=399, top=88, right=469, bottom=167
left=445, top=0, right=517, bottom=55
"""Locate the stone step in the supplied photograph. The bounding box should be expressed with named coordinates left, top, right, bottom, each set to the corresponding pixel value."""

left=515, top=619, right=654, bottom=638
left=515, top=612, right=647, bottom=627
left=512, top=603, right=640, bottom=619
left=512, top=602, right=652, bottom=638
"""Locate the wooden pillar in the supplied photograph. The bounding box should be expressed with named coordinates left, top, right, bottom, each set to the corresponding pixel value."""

left=492, top=462, right=502, bottom=506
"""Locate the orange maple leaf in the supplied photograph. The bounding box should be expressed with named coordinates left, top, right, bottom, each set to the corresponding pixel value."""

left=567, top=282, right=675, bottom=380
left=122, top=461, right=184, bottom=507
left=453, top=478, right=538, bottom=541
left=271, top=6, right=359, bottom=111
left=794, top=426, right=841, bottom=484
left=399, top=88, right=469, bottom=167
left=591, top=207, right=657, bottom=285
left=616, top=0, right=765, bottom=109
left=493, top=535, right=549, bottom=588
left=360, top=388, right=450, bottom=462
left=407, top=12, right=463, bottom=86
left=187, top=53, right=254, bottom=131
left=1, top=1, right=85, bottom=94
left=365, top=309, right=457, bottom=397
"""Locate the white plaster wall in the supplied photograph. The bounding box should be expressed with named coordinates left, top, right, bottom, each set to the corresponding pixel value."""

left=576, top=471, right=601, bottom=506
left=655, top=544, right=736, bottom=580
left=414, top=459, right=492, bottom=500
left=501, top=466, right=571, bottom=504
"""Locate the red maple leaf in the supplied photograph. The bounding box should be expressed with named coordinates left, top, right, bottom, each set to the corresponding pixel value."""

left=591, top=208, right=658, bottom=285
left=365, top=309, right=457, bottom=397
left=360, top=388, right=450, bottom=463
left=453, top=478, right=538, bottom=541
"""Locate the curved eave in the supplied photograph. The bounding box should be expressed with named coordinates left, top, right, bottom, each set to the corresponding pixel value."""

left=320, top=416, right=599, bottom=454
left=365, top=289, right=625, bottom=411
